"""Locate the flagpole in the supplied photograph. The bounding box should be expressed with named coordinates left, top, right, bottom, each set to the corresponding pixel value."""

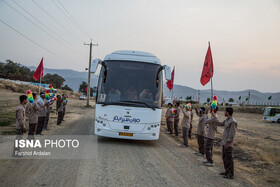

left=209, top=41, right=213, bottom=100
left=210, top=65, right=213, bottom=100
left=172, top=66, right=175, bottom=103
left=38, top=70, right=42, bottom=93
left=171, top=88, right=174, bottom=103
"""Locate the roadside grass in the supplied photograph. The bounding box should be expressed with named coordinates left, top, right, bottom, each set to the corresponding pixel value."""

left=0, top=111, right=15, bottom=127
left=162, top=107, right=280, bottom=186
left=256, top=149, right=279, bottom=165
left=1, top=130, right=17, bottom=135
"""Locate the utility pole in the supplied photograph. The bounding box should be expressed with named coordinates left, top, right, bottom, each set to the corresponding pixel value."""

left=84, top=39, right=98, bottom=106
left=248, top=91, right=251, bottom=106
left=198, top=90, right=200, bottom=104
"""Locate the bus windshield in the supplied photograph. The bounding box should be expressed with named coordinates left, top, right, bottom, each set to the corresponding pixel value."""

left=263, top=108, right=271, bottom=116
left=96, top=60, right=163, bottom=108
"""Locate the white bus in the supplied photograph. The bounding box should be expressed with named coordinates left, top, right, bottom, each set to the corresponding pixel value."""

left=91, top=50, right=171, bottom=140
left=263, top=107, right=280, bottom=123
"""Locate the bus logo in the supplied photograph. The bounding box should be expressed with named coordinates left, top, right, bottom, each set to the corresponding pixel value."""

left=113, top=116, right=141, bottom=123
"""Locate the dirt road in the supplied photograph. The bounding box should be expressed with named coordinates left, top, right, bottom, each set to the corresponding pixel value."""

left=0, top=107, right=249, bottom=187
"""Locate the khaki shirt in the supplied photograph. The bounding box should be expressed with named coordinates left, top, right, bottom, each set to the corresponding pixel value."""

left=63, top=101, right=67, bottom=109
left=190, top=111, right=194, bottom=125
left=16, top=104, right=26, bottom=129
left=205, top=113, right=219, bottom=139
left=26, top=102, right=40, bottom=124
left=57, top=101, right=64, bottom=112
left=197, top=114, right=208, bottom=136
left=181, top=109, right=191, bottom=129
left=165, top=108, right=173, bottom=122
left=46, top=101, right=54, bottom=113
left=220, top=117, right=238, bottom=147
left=37, top=97, right=46, bottom=117
left=173, top=107, right=181, bottom=120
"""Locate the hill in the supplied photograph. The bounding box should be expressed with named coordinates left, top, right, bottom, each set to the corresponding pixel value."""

left=163, top=84, right=280, bottom=104
left=29, top=66, right=98, bottom=92
left=29, top=66, right=280, bottom=105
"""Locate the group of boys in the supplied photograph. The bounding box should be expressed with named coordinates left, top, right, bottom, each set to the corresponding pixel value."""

left=165, top=101, right=237, bottom=179
left=15, top=93, right=68, bottom=138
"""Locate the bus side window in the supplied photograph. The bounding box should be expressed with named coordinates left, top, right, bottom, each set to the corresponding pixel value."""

left=271, top=109, right=275, bottom=116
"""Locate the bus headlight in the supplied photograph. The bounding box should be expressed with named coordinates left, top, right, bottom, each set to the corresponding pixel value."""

left=152, top=133, right=156, bottom=136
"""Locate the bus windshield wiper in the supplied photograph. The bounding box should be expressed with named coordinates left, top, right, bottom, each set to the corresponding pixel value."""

left=120, top=100, right=156, bottom=111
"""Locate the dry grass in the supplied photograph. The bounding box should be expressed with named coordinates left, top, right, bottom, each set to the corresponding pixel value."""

left=162, top=107, right=280, bottom=186
left=0, top=80, right=81, bottom=99
left=256, top=150, right=279, bottom=165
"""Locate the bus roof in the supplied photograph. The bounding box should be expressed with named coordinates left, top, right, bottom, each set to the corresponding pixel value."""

left=104, top=50, right=161, bottom=65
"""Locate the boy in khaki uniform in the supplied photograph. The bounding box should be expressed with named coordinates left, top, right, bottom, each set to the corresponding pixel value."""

left=13, top=95, right=27, bottom=157
left=62, top=94, right=67, bottom=121
left=218, top=107, right=238, bottom=179
left=165, top=103, right=173, bottom=134
left=188, top=109, right=194, bottom=139
left=195, top=107, right=208, bottom=156
left=56, top=95, right=64, bottom=125
left=173, top=102, right=181, bottom=137
left=204, top=107, right=219, bottom=166
left=26, top=93, right=41, bottom=137
left=36, top=92, right=47, bottom=135
left=181, top=104, right=191, bottom=147
left=43, top=99, right=54, bottom=130
left=16, top=95, right=28, bottom=134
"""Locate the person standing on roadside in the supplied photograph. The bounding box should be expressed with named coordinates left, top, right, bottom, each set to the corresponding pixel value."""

left=165, top=103, right=173, bottom=134
left=194, top=107, right=208, bottom=156
left=173, top=102, right=181, bottom=137
left=13, top=95, right=27, bottom=157
left=62, top=94, right=67, bottom=121
left=43, top=98, right=53, bottom=131
left=204, top=106, right=219, bottom=166
left=218, top=107, right=238, bottom=179
left=181, top=104, right=191, bottom=147
left=188, top=104, right=194, bottom=139
left=56, top=95, right=64, bottom=125
left=36, top=92, right=47, bottom=135
left=26, top=93, right=41, bottom=138
left=16, top=95, right=28, bottom=135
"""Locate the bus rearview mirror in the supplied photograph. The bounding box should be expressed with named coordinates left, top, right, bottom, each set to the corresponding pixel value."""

left=91, top=59, right=102, bottom=73
left=163, top=65, right=171, bottom=80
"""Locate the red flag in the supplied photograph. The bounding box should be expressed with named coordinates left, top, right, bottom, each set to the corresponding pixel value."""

left=33, top=58, right=44, bottom=81
left=85, top=86, right=88, bottom=92
left=200, top=42, right=213, bottom=86
left=166, top=67, right=175, bottom=91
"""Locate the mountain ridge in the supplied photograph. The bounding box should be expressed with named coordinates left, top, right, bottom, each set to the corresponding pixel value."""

left=28, top=66, right=280, bottom=104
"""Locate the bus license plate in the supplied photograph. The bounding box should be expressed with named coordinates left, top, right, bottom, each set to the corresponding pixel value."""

left=119, top=132, right=133, bottom=137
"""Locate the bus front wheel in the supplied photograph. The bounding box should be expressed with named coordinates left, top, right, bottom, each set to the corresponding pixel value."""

left=277, top=119, right=280, bottom=123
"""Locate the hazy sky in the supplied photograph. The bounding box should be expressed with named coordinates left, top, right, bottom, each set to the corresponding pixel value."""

left=0, top=0, right=279, bottom=92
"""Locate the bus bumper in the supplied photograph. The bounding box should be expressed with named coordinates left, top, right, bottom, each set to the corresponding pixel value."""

left=94, top=128, right=159, bottom=140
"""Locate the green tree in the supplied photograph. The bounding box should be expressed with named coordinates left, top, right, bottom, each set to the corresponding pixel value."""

left=42, top=73, right=65, bottom=88
left=0, top=60, right=34, bottom=81
left=62, top=84, right=73, bottom=92
left=79, top=81, right=94, bottom=96
left=79, top=81, right=87, bottom=94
